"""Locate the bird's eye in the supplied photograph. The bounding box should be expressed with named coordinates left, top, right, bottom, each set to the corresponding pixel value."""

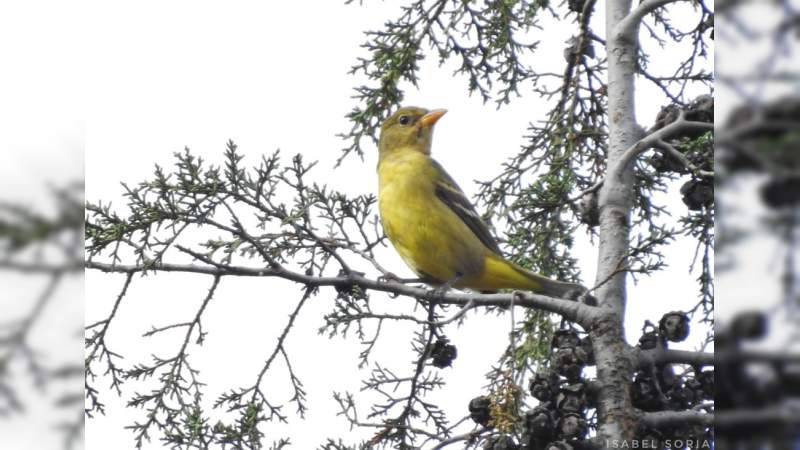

left=398, top=115, right=410, bottom=125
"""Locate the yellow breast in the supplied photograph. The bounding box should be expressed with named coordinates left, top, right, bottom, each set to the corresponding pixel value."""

left=378, top=151, right=431, bottom=271
left=377, top=150, right=484, bottom=282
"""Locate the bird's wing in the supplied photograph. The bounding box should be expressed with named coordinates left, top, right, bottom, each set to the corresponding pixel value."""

left=431, top=159, right=503, bottom=255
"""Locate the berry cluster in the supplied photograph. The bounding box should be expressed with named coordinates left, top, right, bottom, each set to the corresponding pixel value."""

left=720, top=96, right=800, bottom=210
left=428, top=337, right=458, bottom=369
left=469, top=329, right=595, bottom=450
left=649, top=95, right=714, bottom=212
left=468, top=311, right=714, bottom=449
left=633, top=312, right=713, bottom=446
left=717, top=311, right=800, bottom=442
left=760, top=176, right=800, bottom=209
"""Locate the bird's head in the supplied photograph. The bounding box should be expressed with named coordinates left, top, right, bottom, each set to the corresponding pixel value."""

left=378, top=106, right=447, bottom=157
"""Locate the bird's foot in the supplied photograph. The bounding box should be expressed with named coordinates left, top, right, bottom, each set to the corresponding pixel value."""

left=427, top=274, right=463, bottom=301
left=428, top=284, right=452, bottom=301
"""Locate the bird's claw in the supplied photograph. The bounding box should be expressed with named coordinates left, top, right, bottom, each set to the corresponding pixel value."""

left=428, top=285, right=451, bottom=301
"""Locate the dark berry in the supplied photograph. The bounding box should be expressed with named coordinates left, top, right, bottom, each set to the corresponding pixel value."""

left=780, top=364, right=800, bottom=396
left=685, top=94, right=714, bottom=125
left=556, top=383, right=587, bottom=413
left=529, top=371, right=558, bottom=402
left=680, top=178, right=714, bottom=211
left=652, top=104, right=681, bottom=131
left=657, top=365, right=679, bottom=391
left=760, top=176, right=800, bottom=209
left=524, top=405, right=556, bottom=437
left=659, top=311, right=690, bottom=342
left=764, top=96, right=800, bottom=122
left=428, top=338, right=457, bottom=368
left=697, top=370, right=714, bottom=400
left=552, top=330, right=582, bottom=350
left=668, top=382, right=699, bottom=409
left=685, top=376, right=704, bottom=402
left=557, top=412, right=588, bottom=440
left=632, top=374, right=663, bottom=411
left=731, top=311, right=767, bottom=340
left=720, top=148, right=761, bottom=172
left=469, top=396, right=492, bottom=427
left=651, top=152, right=687, bottom=174
left=552, top=348, right=585, bottom=381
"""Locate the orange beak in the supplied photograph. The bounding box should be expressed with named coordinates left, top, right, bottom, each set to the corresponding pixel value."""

left=419, top=109, right=447, bottom=128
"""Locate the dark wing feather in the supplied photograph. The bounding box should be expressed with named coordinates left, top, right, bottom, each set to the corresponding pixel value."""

left=431, top=159, right=502, bottom=255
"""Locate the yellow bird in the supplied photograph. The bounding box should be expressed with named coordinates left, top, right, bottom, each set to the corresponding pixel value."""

left=377, top=106, right=587, bottom=298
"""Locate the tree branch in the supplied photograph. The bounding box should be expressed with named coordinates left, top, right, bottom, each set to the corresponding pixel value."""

left=0, top=260, right=83, bottom=274
left=428, top=427, right=488, bottom=450
left=716, top=403, right=800, bottom=428
left=612, top=111, right=713, bottom=179
left=641, top=409, right=713, bottom=428
left=615, top=0, right=690, bottom=42
left=717, top=349, right=800, bottom=365
left=85, top=260, right=597, bottom=326
left=635, top=347, right=714, bottom=368
left=653, top=139, right=714, bottom=178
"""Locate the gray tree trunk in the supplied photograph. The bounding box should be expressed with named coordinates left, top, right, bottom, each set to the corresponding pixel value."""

left=593, top=0, right=642, bottom=443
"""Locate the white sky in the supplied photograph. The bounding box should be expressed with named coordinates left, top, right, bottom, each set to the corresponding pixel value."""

left=0, top=0, right=717, bottom=449
left=715, top=3, right=800, bottom=344
left=0, top=2, right=84, bottom=449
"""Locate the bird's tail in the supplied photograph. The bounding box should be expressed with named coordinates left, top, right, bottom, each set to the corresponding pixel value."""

left=475, top=255, right=588, bottom=299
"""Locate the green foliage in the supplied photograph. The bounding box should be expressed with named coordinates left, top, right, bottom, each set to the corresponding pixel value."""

left=340, top=0, right=550, bottom=163
left=85, top=146, right=466, bottom=448
left=0, top=182, right=84, bottom=449
left=511, top=310, right=554, bottom=369
left=1, top=183, right=83, bottom=253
